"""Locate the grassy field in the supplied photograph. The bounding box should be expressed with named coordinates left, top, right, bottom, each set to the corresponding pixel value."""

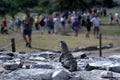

left=0, top=8, right=120, bottom=52
left=0, top=26, right=120, bottom=52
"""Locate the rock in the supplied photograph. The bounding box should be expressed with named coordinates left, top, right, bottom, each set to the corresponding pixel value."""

left=1, top=47, right=120, bottom=80
left=39, top=51, right=60, bottom=60
left=109, top=55, right=120, bottom=59
left=3, top=58, right=22, bottom=70
left=85, top=60, right=113, bottom=71
left=29, top=51, right=60, bottom=60
left=32, top=61, right=63, bottom=69
left=1, top=69, right=54, bottom=80
left=75, top=53, right=87, bottom=59
left=100, top=71, right=120, bottom=80
left=29, top=56, right=46, bottom=61
left=32, top=64, right=53, bottom=69
left=101, top=71, right=113, bottom=78
left=108, top=66, right=120, bottom=73
left=17, top=52, right=29, bottom=59
left=3, top=62, right=19, bottom=70
left=70, top=70, right=107, bottom=80
left=69, top=74, right=83, bottom=80
left=100, top=43, right=113, bottom=49
left=85, top=63, right=105, bottom=71
left=0, top=48, right=6, bottom=52
left=59, top=41, right=77, bottom=72
left=6, top=53, right=15, bottom=57
left=0, top=55, right=12, bottom=61
left=52, top=69, right=70, bottom=80
left=85, top=60, right=120, bottom=73
left=77, top=70, right=120, bottom=80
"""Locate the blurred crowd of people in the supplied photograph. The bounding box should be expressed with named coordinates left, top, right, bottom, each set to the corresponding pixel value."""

left=0, top=7, right=119, bottom=38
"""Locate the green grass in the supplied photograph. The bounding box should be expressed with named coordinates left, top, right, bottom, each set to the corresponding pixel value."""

left=0, top=31, right=118, bottom=52
left=100, top=26, right=120, bottom=35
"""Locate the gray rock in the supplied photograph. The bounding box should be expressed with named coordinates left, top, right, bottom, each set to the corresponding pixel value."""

left=72, top=70, right=120, bottom=80
left=5, top=53, right=15, bottom=58
left=3, top=58, right=22, bottom=70
left=70, top=70, right=106, bottom=80
left=109, top=55, right=120, bottom=59
left=108, top=66, right=120, bottom=73
left=32, top=61, right=63, bottom=69
left=32, top=64, right=53, bottom=69
left=76, top=53, right=87, bottom=59
left=0, top=48, right=6, bottom=52
left=39, top=51, right=60, bottom=59
left=29, top=51, right=60, bottom=61
left=1, top=47, right=120, bottom=80
left=0, top=55, right=12, bottom=61
left=29, top=56, right=46, bottom=61
left=17, top=53, right=29, bottom=59
left=101, top=71, right=113, bottom=78
left=85, top=60, right=112, bottom=70
left=1, top=69, right=54, bottom=80
left=85, top=60, right=120, bottom=73
left=70, top=74, right=83, bottom=80
left=52, top=69, right=70, bottom=80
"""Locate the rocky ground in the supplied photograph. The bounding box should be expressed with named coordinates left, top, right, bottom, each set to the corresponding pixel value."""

left=0, top=32, right=120, bottom=80
left=0, top=46, right=120, bottom=80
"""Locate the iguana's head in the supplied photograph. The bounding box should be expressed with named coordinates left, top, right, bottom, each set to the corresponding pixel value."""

left=59, top=40, right=69, bottom=53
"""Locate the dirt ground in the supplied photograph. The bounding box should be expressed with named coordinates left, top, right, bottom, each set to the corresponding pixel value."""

left=73, top=34, right=120, bottom=58
left=87, top=34, right=120, bottom=57
left=86, top=46, right=120, bottom=57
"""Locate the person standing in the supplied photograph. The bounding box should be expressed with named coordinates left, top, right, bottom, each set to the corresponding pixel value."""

left=39, top=17, right=45, bottom=34
left=108, top=13, right=113, bottom=24
left=91, top=15, right=101, bottom=38
left=15, top=17, right=21, bottom=32
left=1, top=17, right=8, bottom=34
left=53, top=15, right=60, bottom=34
left=114, top=12, right=119, bottom=24
left=85, top=15, right=92, bottom=38
left=72, top=17, right=80, bottom=37
left=9, top=18, right=15, bottom=31
left=46, top=16, right=54, bottom=34
left=60, top=16, right=66, bottom=31
left=34, top=16, right=39, bottom=30
left=21, top=10, right=34, bottom=48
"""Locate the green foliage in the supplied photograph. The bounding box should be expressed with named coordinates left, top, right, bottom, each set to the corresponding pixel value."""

left=0, top=0, right=38, bottom=16
left=0, top=0, right=115, bottom=15
left=33, top=7, right=45, bottom=13
left=38, top=0, right=50, bottom=7
left=52, top=0, right=90, bottom=11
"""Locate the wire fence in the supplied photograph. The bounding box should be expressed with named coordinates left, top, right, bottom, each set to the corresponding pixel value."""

left=0, top=36, right=28, bottom=52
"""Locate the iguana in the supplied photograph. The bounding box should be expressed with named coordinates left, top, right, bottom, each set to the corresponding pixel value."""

left=59, top=40, right=77, bottom=72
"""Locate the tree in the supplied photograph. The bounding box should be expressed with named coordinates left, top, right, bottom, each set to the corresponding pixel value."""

left=52, top=0, right=90, bottom=11
left=0, top=0, right=115, bottom=16
left=0, top=0, right=38, bottom=16
left=103, top=0, right=114, bottom=8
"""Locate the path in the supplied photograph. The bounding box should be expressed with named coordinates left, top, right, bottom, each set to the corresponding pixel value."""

left=72, top=46, right=120, bottom=58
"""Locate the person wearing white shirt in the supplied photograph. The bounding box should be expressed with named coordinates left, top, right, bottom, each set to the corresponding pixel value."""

left=91, top=15, right=101, bottom=38
left=114, top=12, right=119, bottom=24
left=53, top=16, right=60, bottom=34
left=60, top=16, right=66, bottom=30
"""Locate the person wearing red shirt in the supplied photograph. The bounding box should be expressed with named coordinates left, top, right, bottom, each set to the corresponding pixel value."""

left=1, top=17, right=8, bottom=34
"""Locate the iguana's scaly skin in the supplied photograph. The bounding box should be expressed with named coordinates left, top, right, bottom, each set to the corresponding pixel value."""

left=59, top=41, right=77, bottom=72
